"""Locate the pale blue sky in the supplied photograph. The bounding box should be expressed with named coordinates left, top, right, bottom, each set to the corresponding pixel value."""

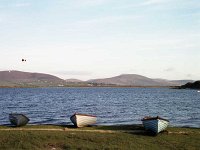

left=0, top=0, right=200, bottom=80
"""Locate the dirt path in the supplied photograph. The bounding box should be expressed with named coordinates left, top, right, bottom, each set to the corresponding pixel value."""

left=0, top=128, right=199, bottom=134
left=0, top=128, right=135, bottom=133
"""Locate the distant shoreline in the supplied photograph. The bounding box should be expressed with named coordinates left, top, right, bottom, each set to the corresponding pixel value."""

left=0, top=85, right=177, bottom=88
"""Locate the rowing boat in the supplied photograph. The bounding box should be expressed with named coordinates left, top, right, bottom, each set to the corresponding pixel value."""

left=70, top=113, right=97, bottom=128
left=9, top=113, right=30, bottom=127
left=141, top=116, right=169, bottom=134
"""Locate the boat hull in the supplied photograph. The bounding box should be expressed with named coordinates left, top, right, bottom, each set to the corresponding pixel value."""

left=142, top=117, right=169, bottom=134
left=9, top=114, right=29, bottom=127
left=70, top=113, right=97, bottom=128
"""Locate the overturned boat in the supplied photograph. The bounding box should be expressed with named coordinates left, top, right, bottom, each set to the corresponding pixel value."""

left=9, top=113, right=30, bottom=127
left=70, top=113, right=97, bottom=128
left=142, top=116, right=169, bottom=134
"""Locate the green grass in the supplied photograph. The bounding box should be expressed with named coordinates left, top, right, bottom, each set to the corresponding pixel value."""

left=0, top=125, right=199, bottom=150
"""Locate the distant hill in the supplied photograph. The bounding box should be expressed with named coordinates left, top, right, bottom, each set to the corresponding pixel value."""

left=0, top=70, right=65, bottom=87
left=0, top=71, right=195, bottom=87
left=88, top=74, right=192, bottom=86
left=65, top=79, right=84, bottom=83
left=179, top=81, right=200, bottom=89
left=169, top=80, right=194, bottom=85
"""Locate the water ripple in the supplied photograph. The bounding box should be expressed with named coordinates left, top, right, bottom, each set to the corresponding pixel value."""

left=0, top=88, right=199, bottom=127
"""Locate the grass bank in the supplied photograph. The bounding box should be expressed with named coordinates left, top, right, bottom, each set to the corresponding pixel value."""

left=0, top=125, right=199, bottom=150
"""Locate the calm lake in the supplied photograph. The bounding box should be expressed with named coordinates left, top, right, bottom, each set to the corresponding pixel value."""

left=0, top=87, right=199, bottom=127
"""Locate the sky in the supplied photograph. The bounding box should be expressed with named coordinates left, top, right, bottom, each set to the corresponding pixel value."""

left=0, top=0, right=200, bottom=80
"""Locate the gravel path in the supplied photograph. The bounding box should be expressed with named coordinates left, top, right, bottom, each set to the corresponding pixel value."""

left=0, top=128, right=198, bottom=134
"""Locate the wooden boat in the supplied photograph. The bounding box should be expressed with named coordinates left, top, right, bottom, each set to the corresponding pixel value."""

left=70, top=113, right=97, bottom=127
left=141, top=116, right=169, bottom=134
left=9, top=113, right=30, bottom=127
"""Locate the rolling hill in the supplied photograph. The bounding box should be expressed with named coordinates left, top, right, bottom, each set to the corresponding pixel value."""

left=0, top=71, right=194, bottom=87
left=88, top=74, right=193, bottom=86
left=0, top=70, right=66, bottom=87
left=65, top=79, right=84, bottom=83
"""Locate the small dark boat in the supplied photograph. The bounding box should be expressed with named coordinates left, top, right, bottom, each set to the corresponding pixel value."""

left=9, top=114, right=30, bottom=127
left=142, top=116, right=169, bottom=134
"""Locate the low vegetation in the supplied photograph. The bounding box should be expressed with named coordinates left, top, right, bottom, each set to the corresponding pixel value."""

left=179, top=81, right=200, bottom=89
left=0, top=125, right=199, bottom=150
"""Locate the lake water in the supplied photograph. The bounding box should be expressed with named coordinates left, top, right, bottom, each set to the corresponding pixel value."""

left=0, top=88, right=199, bottom=127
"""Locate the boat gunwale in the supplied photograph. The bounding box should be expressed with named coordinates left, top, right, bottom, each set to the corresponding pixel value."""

left=141, top=116, right=169, bottom=122
left=71, top=113, right=97, bottom=118
left=9, top=113, right=30, bottom=121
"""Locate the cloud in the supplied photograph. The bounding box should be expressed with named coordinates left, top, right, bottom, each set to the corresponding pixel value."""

left=72, top=14, right=142, bottom=27
left=0, top=2, right=31, bottom=8
left=53, top=70, right=92, bottom=76
left=164, top=67, right=174, bottom=72
left=69, top=0, right=110, bottom=8
left=186, top=74, right=192, bottom=78
left=14, top=3, right=31, bottom=7
left=142, top=0, right=170, bottom=6
left=113, top=0, right=171, bottom=9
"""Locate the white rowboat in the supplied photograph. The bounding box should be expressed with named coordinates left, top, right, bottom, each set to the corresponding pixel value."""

left=70, top=113, right=97, bottom=128
left=142, top=116, right=169, bottom=134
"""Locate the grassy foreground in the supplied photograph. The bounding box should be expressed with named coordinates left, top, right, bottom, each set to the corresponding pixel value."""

left=0, top=125, right=199, bottom=150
